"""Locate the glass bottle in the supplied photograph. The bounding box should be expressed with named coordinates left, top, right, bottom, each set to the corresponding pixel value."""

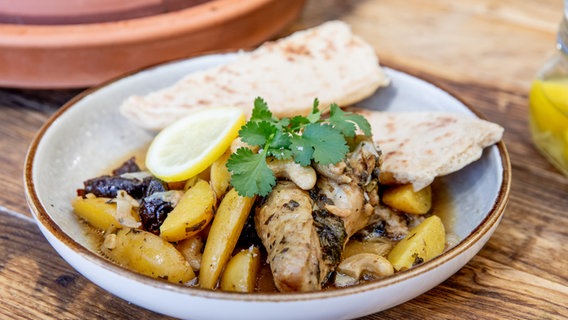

left=528, top=1, right=568, bottom=176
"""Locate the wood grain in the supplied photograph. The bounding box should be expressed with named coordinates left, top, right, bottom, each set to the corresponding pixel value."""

left=0, top=88, right=80, bottom=215
left=1, top=105, right=49, bottom=215
left=0, top=209, right=175, bottom=320
left=1, top=0, right=567, bottom=319
left=295, top=0, right=561, bottom=92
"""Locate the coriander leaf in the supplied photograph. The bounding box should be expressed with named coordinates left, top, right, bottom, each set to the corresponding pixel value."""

left=238, top=121, right=277, bottom=146
left=306, top=98, right=321, bottom=123
left=270, top=129, right=291, bottom=149
left=277, top=117, right=290, bottom=128
left=345, top=113, right=372, bottom=136
left=267, top=130, right=292, bottom=159
left=290, top=134, right=314, bottom=166
left=303, top=123, right=348, bottom=165
left=328, top=106, right=357, bottom=138
left=251, top=97, right=275, bottom=122
left=328, top=104, right=372, bottom=137
left=226, top=148, right=276, bottom=197
left=225, top=148, right=257, bottom=174
left=289, top=115, right=310, bottom=131
left=268, top=148, right=293, bottom=160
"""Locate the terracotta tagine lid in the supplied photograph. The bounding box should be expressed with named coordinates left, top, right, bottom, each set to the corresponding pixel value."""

left=0, top=0, right=306, bottom=88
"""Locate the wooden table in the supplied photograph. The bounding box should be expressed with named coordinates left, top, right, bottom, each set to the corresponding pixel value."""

left=1, top=0, right=567, bottom=319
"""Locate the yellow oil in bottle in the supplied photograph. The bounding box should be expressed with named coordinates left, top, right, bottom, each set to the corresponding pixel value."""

left=529, top=78, right=568, bottom=176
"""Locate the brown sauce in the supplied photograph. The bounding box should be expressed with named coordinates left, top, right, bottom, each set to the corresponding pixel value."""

left=431, top=178, right=456, bottom=235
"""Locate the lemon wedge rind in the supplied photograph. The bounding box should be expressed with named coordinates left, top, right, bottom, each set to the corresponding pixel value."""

left=145, top=107, right=245, bottom=182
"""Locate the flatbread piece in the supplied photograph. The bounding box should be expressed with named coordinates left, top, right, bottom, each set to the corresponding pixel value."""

left=349, top=108, right=504, bottom=190
left=120, top=21, right=390, bottom=130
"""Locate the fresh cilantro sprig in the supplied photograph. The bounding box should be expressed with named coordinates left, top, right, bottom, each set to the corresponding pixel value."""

left=226, top=97, right=372, bottom=197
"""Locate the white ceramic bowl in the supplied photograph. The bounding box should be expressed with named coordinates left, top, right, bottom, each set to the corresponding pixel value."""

left=24, top=53, right=511, bottom=320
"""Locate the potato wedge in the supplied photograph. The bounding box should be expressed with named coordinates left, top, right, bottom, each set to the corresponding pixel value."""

left=382, top=184, right=432, bottom=214
left=210, top=149, right=232, bottom=200
left=159, top=180, right=215, bottom=242
left=72, top=196, right=120, bottom=231
left=183, top=168, right=212, bottom=191
left=343, top=239, right=394, bottom=259
left=101, top=228, right=195, bottom=284
left=200, top=188, right=255, bottom=289
left=176, top=236, right=204, bottom=272
left=387, top=215, right=446, bottom=271
left=220, top=246, right=261, bottom=292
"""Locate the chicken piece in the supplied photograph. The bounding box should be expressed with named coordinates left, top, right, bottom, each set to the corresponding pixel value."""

left=313, top=136, right=382, bottom=236
left=314, top=177, right=373, bottom=236
left=314, top=136, right=381, bottom=192
left=315, top=177, right=364, bottom=218
left=346, top=137, right=382, bottom=188
left=355, top=204, right=426, bottom=241
left=313, top=160, right=351, bottom=184
left=255, top=181, right=327, bottom=292
left=256, top=136, right=382, bottom=292
left=312, top=209, right=347, bottom=280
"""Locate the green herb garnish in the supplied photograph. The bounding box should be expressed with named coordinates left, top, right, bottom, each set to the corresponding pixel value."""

left=226, top=97, right=372, bottom=197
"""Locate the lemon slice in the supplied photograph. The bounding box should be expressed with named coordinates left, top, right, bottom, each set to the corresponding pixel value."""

left=146, top=107, right=245, bottom=182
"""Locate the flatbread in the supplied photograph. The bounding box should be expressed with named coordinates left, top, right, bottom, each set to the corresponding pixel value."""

left=120, top=21, right=390, bottom=130
left=349, top=109, right=504, bottom=190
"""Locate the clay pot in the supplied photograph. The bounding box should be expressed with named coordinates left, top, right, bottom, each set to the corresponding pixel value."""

left=0, top=0, right=306, bottom=88
left=0, top=0, right=212, bottom=25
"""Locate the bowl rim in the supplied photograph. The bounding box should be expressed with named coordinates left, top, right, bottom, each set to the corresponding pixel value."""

left=23, top=51, right=512, bottom=303
left=0, top=0, right=295, bottom=48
